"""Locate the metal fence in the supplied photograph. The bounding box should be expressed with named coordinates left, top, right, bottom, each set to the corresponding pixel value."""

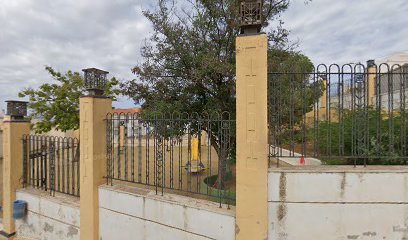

left=106, top=112, right=235, bottom=206
left=22, top=135, right=80, bottom=197
left=268, top=63, right=408, bottom=166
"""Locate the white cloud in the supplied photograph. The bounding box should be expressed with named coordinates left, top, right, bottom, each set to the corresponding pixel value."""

left=283, top=0, right=408, bottom=64
left=0, top=0, right=151, bottom=110
left=1, top=0, right=407, bottom=111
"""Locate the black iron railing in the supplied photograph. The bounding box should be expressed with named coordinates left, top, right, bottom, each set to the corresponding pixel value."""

left=268, top=62, right=408, bottom=166
left=106, top=112, right=235, bottom=207
left=22, top=135, right=80, bottom=197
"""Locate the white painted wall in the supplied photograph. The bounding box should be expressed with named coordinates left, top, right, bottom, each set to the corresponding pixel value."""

left=99, top=184, right=235, bottom=240
left=268, top=167, right=408, bottom=240
left=15, top=188, right=80, bottom=240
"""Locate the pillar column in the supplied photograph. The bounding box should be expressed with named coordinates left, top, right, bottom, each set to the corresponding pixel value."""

left=79, top=96, right=112, bottom=240
left=1, top=116, right=30, bottom=238
left=236, top=33, right=269, bottom=240
left=367, top=60, right=376, bottom=106
left=320, top=79, right=328, bottom=120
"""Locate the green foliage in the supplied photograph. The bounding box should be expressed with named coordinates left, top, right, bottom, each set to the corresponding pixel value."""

left=268, top=48, right=324, bottom=129
left=121, top=0, right=312, bottom=163
left=203, top=174, right=236, bottom=205
left=123, top=0, right=294, bottom=115
left=19, top=66, right=120, bottom=133
left=315, top=109, right=408, bottom=165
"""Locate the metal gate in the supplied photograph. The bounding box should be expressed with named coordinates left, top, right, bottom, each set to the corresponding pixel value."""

left=22, top=135, right=80, bottom=197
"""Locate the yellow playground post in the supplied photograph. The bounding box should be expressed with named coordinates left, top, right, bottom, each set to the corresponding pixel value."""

left=192, top=137, right=199, bottom=161
left=184, top=137, right=206, bottom=173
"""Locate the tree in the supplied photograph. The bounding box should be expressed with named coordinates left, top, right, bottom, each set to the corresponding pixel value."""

left=122, top=0, right=294, bottom=113
left=267, top=48, right=324, bottom=155
left=121, top=0, right=314, bottom=187
left=268, top=48, right=324, bottom=127
left=19, top=66, right=120, bottom=133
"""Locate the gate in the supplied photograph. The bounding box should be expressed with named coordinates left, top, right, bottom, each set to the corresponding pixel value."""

left=22, top=135, right=80, bottom=197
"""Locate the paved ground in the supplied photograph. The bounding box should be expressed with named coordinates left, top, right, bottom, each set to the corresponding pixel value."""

left=0, top=236, right=36, bottom=240
left=270, top=147, right=322, bottom=166
left=2, top=232, right=40, bottom=240
left=0, top=221, right=37, bottom=240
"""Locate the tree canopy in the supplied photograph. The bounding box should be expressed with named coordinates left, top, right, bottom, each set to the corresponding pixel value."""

left=268, top=48, right=323, bottom=127
left=121, top=0, right=319, bottom=167
left=121, top=0, right=296, bottom=116
left=19, top=66, right=120, bottom=133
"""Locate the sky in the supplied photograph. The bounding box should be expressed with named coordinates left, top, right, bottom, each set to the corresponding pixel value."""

left=0, top=0, right=407, bottom=111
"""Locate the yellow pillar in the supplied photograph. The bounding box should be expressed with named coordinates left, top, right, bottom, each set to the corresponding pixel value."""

left=192, top=137, right=199, bottom=161
left=320, top=79, right=328, bottom=120
left=80, top=96, right=112, bottom=240
left=1, top=116, right=30, bottom=238
left=367, top=60, right=376, bottom=106
left=321, top=79, right=327, bottom=109
left=200, top=131, right=207, bottom=146
left=236, top=34, right=268, bottom=240
left=119, top=125, right=125, bottom=149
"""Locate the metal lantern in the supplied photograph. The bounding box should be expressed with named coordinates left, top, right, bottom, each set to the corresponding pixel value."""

left=82, top=68, right=109, bottom=96
left=318, top=72, right=328, bottom=81
left=6, top=100, right=28, bottom=120
left=367, top=59, right=376, bottom=68
left=240, top=0, right=263, bottom=34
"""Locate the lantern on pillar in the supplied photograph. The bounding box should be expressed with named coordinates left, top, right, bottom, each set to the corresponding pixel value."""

left=82, top=68, right=109, bottom=96
left=6, top=100, right=28, bottom=121
left=239, top=0, right=263, bottom=34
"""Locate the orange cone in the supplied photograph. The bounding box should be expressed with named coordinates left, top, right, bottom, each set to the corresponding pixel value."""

left=300, top=156, right=305, bottom=166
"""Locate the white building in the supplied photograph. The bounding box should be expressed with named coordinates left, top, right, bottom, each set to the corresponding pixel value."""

left=328, top=52, right=408, bottom=111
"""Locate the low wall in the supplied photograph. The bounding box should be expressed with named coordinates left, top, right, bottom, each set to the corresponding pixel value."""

left=99, top=184, right=235, bottom=240
left=15, top=188, right=80, bottom=240
left=268, top=166, right=408, bottom=240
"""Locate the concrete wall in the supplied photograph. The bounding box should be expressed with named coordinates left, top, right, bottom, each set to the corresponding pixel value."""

left=99, top=184, right=235, bottom=240
left=268, top=166, right=408, bottom=240
left=15, top=188, right=80, bottom=240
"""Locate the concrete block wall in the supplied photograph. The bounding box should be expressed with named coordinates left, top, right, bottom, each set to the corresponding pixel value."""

left=15, top=188, right=80, bottom=240
left=268, top=166, right=408, bottom=240
left=99, top=184, right=235, bottom=240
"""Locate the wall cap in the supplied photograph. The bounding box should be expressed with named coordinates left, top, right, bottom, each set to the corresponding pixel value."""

left=268, top=165, right=408, bottom=173
left=99, top=184, right=236, bottom=216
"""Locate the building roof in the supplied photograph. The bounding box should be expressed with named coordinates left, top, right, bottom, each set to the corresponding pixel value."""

left=112, top=108, right=141, bottom=114
left=378, top=52, right=408, bottom=66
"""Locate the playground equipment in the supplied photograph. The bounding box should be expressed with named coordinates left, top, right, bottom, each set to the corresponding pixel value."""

left=184, top=137, right=207, bottom=173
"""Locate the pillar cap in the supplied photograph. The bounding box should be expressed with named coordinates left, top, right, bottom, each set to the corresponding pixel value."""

left=5, top=100, right=28, bottom=121
left=82, top=68, right=109, bottom=97
left=239, top=0, right=263, bottom=35
left=367, top=60, right=376, bottom=68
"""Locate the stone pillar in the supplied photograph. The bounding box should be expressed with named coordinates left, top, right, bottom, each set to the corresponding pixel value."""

left=236, top=34, right=269, bottom=240
left=79, top=96, right=112, bottom=240
left=367, top=60, right=376, bottom=106
left=1, top=116, right=30, bottom=238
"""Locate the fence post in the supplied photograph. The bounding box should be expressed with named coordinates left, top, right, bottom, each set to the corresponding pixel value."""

left=235, top=32, right=269, bottom=240
left=1, top=101, right=30, bottom=238
left=79, top=68, right=112, bottom=240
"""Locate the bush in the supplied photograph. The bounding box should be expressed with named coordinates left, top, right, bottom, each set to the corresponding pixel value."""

left=316, top=109, right=408, bottom=165
left=274, top=108, right=408, bottom=165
